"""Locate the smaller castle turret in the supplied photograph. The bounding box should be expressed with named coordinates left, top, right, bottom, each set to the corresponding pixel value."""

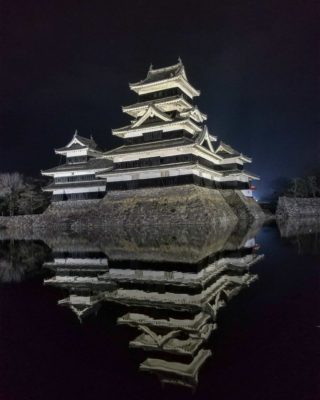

left=41, top=131, right=112, bottom=201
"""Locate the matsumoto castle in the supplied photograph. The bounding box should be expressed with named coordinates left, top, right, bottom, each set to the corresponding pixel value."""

left=42, top=60, right=259, bottom=201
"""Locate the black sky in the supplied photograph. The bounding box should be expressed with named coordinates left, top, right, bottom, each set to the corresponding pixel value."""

left=0, top=0, right=319, bottom=197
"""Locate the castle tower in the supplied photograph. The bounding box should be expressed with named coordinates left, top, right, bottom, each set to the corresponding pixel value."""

left=98, top=60, right=259, bottom=194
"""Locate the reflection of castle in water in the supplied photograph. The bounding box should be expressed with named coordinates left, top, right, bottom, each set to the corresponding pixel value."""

left=277, top=217, right=320, bottom=254
left=43, top=224, right=264, bottom=389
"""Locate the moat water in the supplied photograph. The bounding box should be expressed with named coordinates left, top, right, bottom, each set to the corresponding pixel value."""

left=0, top=220, right=319, bottom=400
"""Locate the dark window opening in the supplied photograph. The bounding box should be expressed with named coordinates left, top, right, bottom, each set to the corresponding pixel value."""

left=106, top=175, right=249, bottom=191
left=55, top=174, right=97, bottom=183
left=67, top=156, right=88, bottom=164
left=52, top=191, right=105, bottom=201
left=144, top=131, right=162, bottom=141
left=138, top=88, right=192, bottom=102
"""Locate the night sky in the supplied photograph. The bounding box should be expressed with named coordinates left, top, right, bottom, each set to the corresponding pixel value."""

left=1, top=0, right=319, bottom=197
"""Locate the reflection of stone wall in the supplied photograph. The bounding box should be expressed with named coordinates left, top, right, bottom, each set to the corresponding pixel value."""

left=97, top=223, right=236, bottom=263
left=276, top=196, right=320, bottom=218
left=277, top=217, right=320, bottom=254
left=277, top=217, right=320, bottom=237
left=0, top=215, right=38, bottom=237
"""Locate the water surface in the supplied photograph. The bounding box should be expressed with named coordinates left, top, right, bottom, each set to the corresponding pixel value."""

left=0, top=221, right=318, bottom=400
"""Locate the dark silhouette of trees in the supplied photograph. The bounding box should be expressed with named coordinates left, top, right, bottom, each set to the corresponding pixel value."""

left=287, top=176, right=320, bottom=198
left=0, top=173, right=50, bottom=216
left=271, top=175, right=320, bottom=199
left=0, top=173, right=25, bottom=216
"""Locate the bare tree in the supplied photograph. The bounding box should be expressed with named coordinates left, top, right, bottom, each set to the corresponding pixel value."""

left=17, top=183, right=49, bottom=214
left=287, top=178, right=298, bottom=197
left=288, top=177, right=309, bottom=198
left=307, top=176, right=319, bottom=198
left=0, top=173, right=25, bottom=216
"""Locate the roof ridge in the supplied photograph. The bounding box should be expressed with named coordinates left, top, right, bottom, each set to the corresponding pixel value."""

left=73, top=133, right=98, bottom=149
left=130, top=60, right=185, bottom=86
left=75, top=133, right=96, bottom=143
left=147, top=60, right=182, bottom=74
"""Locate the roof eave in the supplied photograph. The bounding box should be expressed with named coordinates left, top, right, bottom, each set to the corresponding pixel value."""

left=41, top=170, right=55, bottom=176
left=180, top=77, right=200, bottom=96
left=55, top=150, right=68, bottom=155
left=122, top=97, right=192, bottom=118
left=194, top=144, right=223, bottom=161
left=112, top=118, right=201, bottom=137
left=240, top=155, right=252, bottom=163
left=246, top=173, right=260, bottom=180
left=129, top=76, right=200, bottom=97
left=55, top=148, right=88, bottom=155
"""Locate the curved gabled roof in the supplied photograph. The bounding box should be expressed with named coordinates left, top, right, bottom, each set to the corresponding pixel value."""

left=195, top=126, right=217, bottom=153
left=131, top=59, right=186, bottom=86
left=131, top=104, right=173, bottom=128
left=55, top=131, right=99, bottom=152
left=129, top=59, right=200, bottom=97
left=215, top=141, right=252, bottom=163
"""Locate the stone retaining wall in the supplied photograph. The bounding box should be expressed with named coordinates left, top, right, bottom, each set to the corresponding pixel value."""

left=220, top=190, right=265, bottom=222
left=0, top=185, right=264, bottom=234
left=276, top=196, right=320, bottom=218
left=96, top=186, right=237, bottom=227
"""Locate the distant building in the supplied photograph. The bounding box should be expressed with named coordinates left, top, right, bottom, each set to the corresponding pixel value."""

left=42, top=60, right=259, bottom=202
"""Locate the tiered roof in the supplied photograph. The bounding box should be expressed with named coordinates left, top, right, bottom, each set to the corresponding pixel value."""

left=40, top=61, right=259, bottom=194
left=110, top=60, right=255, bottom=174
left=113, top=62, right=207, bottom=139
left=129, top=59, right=200, bottom=98
left=41, top=131, right=112, bottom=198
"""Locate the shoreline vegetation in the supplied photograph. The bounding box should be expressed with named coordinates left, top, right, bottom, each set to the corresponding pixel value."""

left=0, top=173, right=49, bottom=217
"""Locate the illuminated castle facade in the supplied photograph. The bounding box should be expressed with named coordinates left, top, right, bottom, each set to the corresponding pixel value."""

left=42, top=60, right=258, bottom=201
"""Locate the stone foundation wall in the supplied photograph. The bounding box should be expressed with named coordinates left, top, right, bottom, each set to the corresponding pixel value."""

left=276, top=196, right=320, bottom=218
left=220, top=190, right=265, bottom=222
left=95, top=185, right=237, bottom=226
left=0, top=185, right=264, bottom=234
